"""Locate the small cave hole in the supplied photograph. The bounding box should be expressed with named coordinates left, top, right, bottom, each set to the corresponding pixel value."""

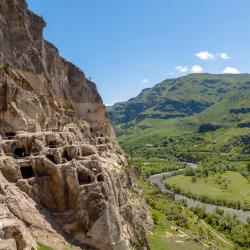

left=46, top=154, right=56, bottom=164
left=13, top=147, right=26, bottom=158
left=48, top=141, right=57, bottom=148
left=62, top=150, right=72, bottom=161
left=5, top=132, right=16, bottom=139
left=78, top=172, right=92, bottom=185
left=97, top=175, right=104, bottom=182
left=20, top=166, right=34, bottom=179
left=90, top=127, right=94, bottom=133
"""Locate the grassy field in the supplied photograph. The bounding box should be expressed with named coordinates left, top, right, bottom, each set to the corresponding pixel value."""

left=165, top=171, right=250, bottom=207
left=149, top=226, right=209, bottom=250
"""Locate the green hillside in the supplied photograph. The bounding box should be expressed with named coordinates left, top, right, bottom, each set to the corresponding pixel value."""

left=108, top=73, right=250, bottom=160
left=108, top=73, right=250, bottom=249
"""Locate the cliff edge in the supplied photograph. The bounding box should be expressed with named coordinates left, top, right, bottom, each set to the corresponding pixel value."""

left=0, top=0, right=153, bottom=249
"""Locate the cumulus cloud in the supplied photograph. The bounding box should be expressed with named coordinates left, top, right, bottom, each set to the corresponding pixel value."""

left=191, top=65, right=203, bottom=73
left=222, top=67, right=240, bottom=74
left=219, top=53, right=230, bottom=60
left=196, top=51, right=215, bottom=60
left=175, top=66, right=188, bottom=73
left=141, top=78, right=149, bottom=84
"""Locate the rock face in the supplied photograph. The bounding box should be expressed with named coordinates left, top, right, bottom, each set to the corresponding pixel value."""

left=0, top=0, right=153, bottom=249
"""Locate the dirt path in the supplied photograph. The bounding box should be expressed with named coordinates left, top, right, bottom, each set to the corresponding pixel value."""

left=200, top=220, right=234, bottom=248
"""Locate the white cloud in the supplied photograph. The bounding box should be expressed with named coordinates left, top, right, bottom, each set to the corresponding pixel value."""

left=141, top=78, right=149, bottom=84
left=196, top=51, right=215, bottom=60
left=222, top=67, right=240, bottom=74
left=191, top=65, right=203, bottom=73
left=219, top=53, right=230, bottom=60
left=175, top=66, right=188, bottom=73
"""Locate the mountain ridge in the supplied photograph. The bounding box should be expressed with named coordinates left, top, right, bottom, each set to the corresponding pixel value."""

left=108, top=73, right=250, bottom=158
left=108, top=73, right=250, bottom=124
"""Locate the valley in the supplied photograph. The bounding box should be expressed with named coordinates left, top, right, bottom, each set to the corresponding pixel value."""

left=1, top=0, right=249, bottom=249
left=109, top=73, right=250, bottom=249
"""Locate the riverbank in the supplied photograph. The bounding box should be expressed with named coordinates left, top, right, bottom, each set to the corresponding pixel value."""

left=149, top=170, right=250, bottom=223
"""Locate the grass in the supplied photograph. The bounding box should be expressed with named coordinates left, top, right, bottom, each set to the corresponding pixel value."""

left=133, top=159, right=186, bottom=176
left=165, top=171, right=250, bottom=207
left=37, top=242, right=54, bottom=250
left=148, top=225, right=208, bottom=250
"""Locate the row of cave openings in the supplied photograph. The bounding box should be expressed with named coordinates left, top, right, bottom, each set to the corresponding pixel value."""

left=10, top=141, right=70, bottom=160
left=3, top=132, right=105, bottom=185
left=3, top=126, right=108, bottom=160
left=19, top=164, right=104, bottom=186
left=13, top=148, right=102, bottom=186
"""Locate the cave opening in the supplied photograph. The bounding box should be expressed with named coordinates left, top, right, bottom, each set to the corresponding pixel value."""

left=13, top=147, right=26, bottom=158
left=97, top=174, right=104, bottom=182
left=62, top=150, right=71, bottom=161
left=48, top=141, right=57, bottom=148
left=78, top=172, right=92, bottom=185
left=6, top=132, right=16, bottom=139
left=20, top=166, right=34, bottom=179
left=46, top=154, right=56, bottom=164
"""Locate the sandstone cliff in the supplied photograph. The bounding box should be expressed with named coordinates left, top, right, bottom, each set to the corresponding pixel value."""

left=0, top=0, right=153, bottom=249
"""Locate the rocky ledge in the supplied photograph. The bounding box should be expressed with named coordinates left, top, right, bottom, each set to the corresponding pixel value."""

left=0, top=0, right=153, bottom=249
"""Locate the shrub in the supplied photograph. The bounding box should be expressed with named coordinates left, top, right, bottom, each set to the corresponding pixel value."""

left=197, top=123, right=220, bottom=133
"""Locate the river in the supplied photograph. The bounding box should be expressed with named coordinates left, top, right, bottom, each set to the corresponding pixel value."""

left=148, top=167, right=250, bottom=223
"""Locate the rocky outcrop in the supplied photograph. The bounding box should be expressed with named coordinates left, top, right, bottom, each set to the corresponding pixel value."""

left=0, top=0, right=153, bottom=249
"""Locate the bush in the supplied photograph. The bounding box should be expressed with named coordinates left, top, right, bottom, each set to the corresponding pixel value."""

left=152, top=212, right=159, bottom=225
left=197, top=123, right=220, bottom=133
left=192, top=176, right=197, bottom=182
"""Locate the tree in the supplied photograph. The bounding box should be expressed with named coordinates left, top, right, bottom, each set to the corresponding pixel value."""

left=247, top=163, right=250, bottom=173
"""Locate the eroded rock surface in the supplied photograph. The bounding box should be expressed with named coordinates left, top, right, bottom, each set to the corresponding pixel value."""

left=0, top=0, right=153, bottom=249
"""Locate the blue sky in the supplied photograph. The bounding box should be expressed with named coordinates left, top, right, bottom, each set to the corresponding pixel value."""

left=27, top=0, right=250, bottom=105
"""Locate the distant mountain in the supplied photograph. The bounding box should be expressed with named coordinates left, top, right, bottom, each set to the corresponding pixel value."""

left=108, top=73, right=250, bottom=158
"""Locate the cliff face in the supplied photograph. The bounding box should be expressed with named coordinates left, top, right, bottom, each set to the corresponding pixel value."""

left=0, top=0, right=107, bottom=134
left=0, top=1, right=153, bottom=249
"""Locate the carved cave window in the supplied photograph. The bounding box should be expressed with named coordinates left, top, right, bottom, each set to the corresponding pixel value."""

left=62, top=150, right=71, bottom=161
left=78, top=172, right=92, bottom=185
left=13, top=147, right=26, bottom=158
left=48, top=141, right=57, bottom=148
left=5, top=132, right=16, bottom=139
left=20, top=166, right=34, bottom=179
left=97, top=174, right=104, bottom=182
left=45, top=154, right=56, bottom=164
